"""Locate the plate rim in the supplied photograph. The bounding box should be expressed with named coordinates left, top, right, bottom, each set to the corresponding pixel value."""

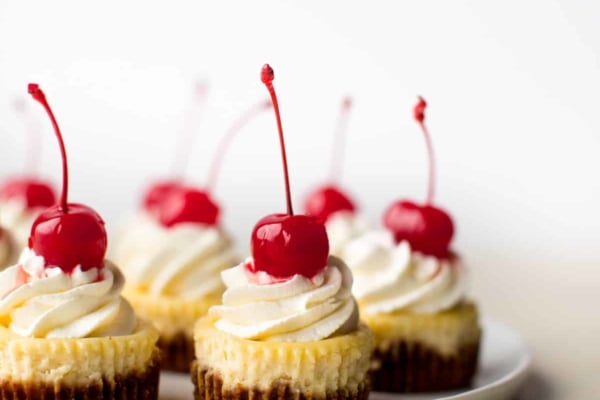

left=440, top=318, right=531, bottom=400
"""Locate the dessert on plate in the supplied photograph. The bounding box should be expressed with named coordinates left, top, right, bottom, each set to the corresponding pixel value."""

left=0, top=84, right=159, bottom=399
left=340, top=97, right=480, bottom=393
left=303, top=97, right=370, bottom=256
left=192, top=65, right=374, bottom=400
left=112, top=96, right=270, bottom=372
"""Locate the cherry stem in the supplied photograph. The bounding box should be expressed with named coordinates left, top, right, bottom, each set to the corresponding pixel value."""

left=206, top=99, right=271, bottom=192
left=329, top=97, right=353, bottom=182
left=13, top=98, right=41, bottom=175
left=171, top=81, right=209, bottom=179
left=261, top=64, right=294, bottom=216
left=28, top=84, right=69, bottom=211
left=414, top=96, right=435, bottom=205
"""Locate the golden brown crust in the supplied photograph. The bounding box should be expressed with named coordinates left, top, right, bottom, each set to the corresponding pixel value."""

left=158, top=331, right=195, bottom=373
left=192, top=362, right=370, bottom=400
left=370, top=339, right=480, bottom=393
left=0, top=353, right=160, bottom=400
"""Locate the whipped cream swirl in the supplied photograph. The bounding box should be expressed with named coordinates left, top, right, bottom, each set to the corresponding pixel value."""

left=0, top=249, right=136, bottom=338
left=0, top=200, right=42, bottom=250
left=113, top=214, right=237, bottom=300
left=325, top=211, right=370, bottom=257
left=210, top=256, right=359, bottom=342
left=341, top=231, right=466, bottom=315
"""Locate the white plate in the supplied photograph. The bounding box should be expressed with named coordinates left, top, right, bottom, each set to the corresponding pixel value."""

left=158, top=318, right=530, bottom=400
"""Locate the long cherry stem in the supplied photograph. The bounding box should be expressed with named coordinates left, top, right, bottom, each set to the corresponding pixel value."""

left=171, top=81, right=209, bottom=179
left=414, top=96, right=435, bottom=205
left=329, top=97, right=352, bottom=182
left=28, top=84, right=69, bottom=212
left=206, top=99, right=271, bottom=192
left=261, top=64, right=294, bottom=215
left=13, top=98, right=41, bottom=175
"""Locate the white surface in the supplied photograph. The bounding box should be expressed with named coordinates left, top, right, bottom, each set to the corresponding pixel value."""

left=158, top=318, right=530, bottom=400
left=0, top=2, right=598, bottom=397
left=0, top=1, right=599, bottom=268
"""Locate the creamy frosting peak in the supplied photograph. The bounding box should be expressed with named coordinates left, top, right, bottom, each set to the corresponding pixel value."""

left=113, top=213, right=237, bottom=300
left=0, top=249, right=136, bottom=338
left=210, top=256, right=359, bottom=342
left=341, top=230, right=466, bottom=315
left=325, top=211, right=370, bottom=257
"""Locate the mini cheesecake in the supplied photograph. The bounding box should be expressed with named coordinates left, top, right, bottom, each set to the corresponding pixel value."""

left=364, top=302, right=480, bottom=392
left=0, top=322, right=159, bottom=398
left=0, top=83, right=160, bottom=399
left=192, top=64, right=374, bottom=400
left=193, top=316, right=372, bottom=400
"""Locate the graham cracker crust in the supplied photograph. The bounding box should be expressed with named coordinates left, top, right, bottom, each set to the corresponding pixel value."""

left=191, top=361, right=370, bottom=400
left=0, top=356, right=160, bottom=400
left=370, top=340, right=480, bottom=393
left=158, top=331, right=195, bottom=373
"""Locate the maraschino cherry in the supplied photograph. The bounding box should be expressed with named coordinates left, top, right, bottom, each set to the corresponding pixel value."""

left=304, top=97, right=357, bottom=223
left=0, top=99, right=56, bottom=210
left=27, top=84, right=107, bottom=273
left=141, top=81, right=209, bottom=216
left=383, top=97, right=454, bottom=258
left=142, top=180, right=181, bottom=216
left=0, top=178, right=55, bottom=210
left=249, top=64, right=329, bottom=279
left=157, top=99, right=271, bottom=228
left=158, top=187, right=219, bottom=227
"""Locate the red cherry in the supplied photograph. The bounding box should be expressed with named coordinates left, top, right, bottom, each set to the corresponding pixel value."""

left=157, top=185, right=220, bottom=227
left=29, top=204, right=107, bottom=272
left=143, top=96, right=269, bottom=227
left=304, top=185, right=356, bottom=224
left=249, top=64, right=330, bottom=279
left=145, top=98, right=270, bottom=228
left=382, top=97, right=455, bottom=258
left=251, top=214, right=328, bottom=279
left=0, top=177, right=56, bottom=209
left=383, top=200, right=453, bottom=258
left=142, top=179, right=182, bottom=215
left=27, top=83, right=107, bottom=273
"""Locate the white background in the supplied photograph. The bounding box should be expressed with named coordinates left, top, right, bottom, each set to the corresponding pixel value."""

left=0, top=1, right=599, bottom=397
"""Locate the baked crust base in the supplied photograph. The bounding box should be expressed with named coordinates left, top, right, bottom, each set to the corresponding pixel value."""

left=370, top=339, right=480, bottom=393
left=192, top=362, right=370, bottom=400
left=0, top=354, right=160, bottom=400
left=158, top=331, right=195, bottom=373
